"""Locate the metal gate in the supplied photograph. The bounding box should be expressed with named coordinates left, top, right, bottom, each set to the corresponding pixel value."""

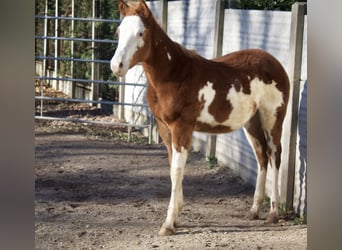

left=35, top=0, right=153, bottom=143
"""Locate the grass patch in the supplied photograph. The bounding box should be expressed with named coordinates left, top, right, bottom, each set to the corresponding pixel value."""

left=262, top=197, right=307, bottom=225
left=206, top=155, right=218, bottom=169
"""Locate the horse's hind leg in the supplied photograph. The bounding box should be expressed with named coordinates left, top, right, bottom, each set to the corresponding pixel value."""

left=263, top=122, right=283, bottom=223
left=259, top=103, right=287, bottom=223
left=244, top=111, right=269, bottom=220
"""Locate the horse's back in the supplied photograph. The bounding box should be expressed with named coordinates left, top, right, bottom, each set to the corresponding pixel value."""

left=214, top=49, right=289, bottom=91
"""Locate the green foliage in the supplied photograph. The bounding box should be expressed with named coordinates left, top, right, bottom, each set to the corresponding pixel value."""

left=206, top=155, right=218, bottom=169
left=263, top=196, right=271, bottom=207
left=264, top=198, right=307, bottom=225
left=293, top=214, right=307, bottom=225
left=234, top=0, right=307, bottom=11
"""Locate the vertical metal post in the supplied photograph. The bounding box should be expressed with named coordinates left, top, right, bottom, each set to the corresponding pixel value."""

left=91, top=0, right=95, bottom=101
left=127, top=126, right=132, bottom=142
left=119, top=77, right=125, bottom=120
left=70, top=0, right=75, bottom=98
left=160, top=0, right=168, bottom=31
left=286, top=2, right=306, bottom=211
left=41, top=0, right=49, bottom=117
left=118, top=11, right=126, bottom=120
left=148, top=115, right=153, bottom=144
left=91, top=0, right=97, bottom=103
left=213, top=0, right=224, bottom=58
left=54, top=0, right=59, bottom=89
left=207, top=0, right=225, bottom=158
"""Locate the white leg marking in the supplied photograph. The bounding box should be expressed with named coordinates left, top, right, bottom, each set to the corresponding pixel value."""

left=250, top=167, right=267, bottom=215
left=243, top=127, right=266, bottom=217
left=162, top=145, right=187, bottom=232
left=269, top=152, right=280, bottom=216
left=262, top=132, right=280, bottom=222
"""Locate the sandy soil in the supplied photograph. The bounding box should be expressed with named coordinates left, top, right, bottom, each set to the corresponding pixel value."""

left=35, top=122, right=307, bottom=250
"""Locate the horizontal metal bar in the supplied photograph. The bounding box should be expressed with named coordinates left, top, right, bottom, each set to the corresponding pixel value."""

left=35, top=76, right=147, bottom=87
left=35, top=116, right=150, bottom=128
left=35, top=35, right=117, bottom=44
left=35, top=57, right=143, bottom=68
left=35, top=15, right=121, bottom=24
left=35, top=55, right=110, bottom=64
left=35, top=96, right=149, bottom=108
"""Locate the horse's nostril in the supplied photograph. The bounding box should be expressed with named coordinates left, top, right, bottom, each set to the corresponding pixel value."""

left=119, top=62, right=123, bottom=68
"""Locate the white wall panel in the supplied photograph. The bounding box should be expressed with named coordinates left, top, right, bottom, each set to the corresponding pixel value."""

left=124, top=1, right=307, bottom=215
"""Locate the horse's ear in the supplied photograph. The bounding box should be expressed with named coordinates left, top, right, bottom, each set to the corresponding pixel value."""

left=137, top=0, right=151, bottom=20
left=118, top=0, right=129, bottom=16
left=136, top=0, right=152, bottom=26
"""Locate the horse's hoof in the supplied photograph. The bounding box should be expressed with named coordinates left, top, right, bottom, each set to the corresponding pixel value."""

left=266, top=212, right=279, bottom=224
left=158, top=227, right=175, bottom=236
left=245, top=211, right=259, bottom=220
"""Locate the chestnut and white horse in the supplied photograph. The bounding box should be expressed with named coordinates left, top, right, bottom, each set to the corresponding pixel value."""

left=111, top=0, right=289, bottom=236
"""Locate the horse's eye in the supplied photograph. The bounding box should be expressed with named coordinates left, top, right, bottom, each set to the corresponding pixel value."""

left=138, top=32, right=143, bottom=37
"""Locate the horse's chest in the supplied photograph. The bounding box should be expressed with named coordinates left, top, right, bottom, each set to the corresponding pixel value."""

left=147, top=85, right=200, bottom=123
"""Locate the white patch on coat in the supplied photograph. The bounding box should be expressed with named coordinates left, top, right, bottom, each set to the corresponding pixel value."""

left=196, top=79, right=284, bottom=131
left=167, top=52, right=172, bottom=61
left=197, top=81, right=216, bottom=124
left=110, top=15, right=145, bottom=76
left=164, top=46, right=172, bottom=61
left=257, top=81, right=284, bottom=130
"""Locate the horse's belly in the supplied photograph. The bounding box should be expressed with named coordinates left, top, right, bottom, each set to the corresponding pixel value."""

left=194, top=102, right=256, bottom=133
left=195, top=81, right=258, bottom=133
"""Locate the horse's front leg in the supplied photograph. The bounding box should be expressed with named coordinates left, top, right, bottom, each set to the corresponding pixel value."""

left=158, top=144, right=187, bottom=236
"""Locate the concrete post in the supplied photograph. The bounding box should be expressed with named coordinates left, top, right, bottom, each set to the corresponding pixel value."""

left=160, top=0, right=168, bottom=32
left=286, top=2, right=306, bottom=211
left=207, top=0, right=225, bottom=158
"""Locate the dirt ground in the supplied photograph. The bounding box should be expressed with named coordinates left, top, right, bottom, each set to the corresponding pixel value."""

left=35, top=121, right=307, bottom=250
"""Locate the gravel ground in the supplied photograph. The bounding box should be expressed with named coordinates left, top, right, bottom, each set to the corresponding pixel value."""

left=35, top=122, right=307, bottom=249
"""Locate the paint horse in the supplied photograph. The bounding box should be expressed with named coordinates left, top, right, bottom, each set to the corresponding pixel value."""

left=111, top=0, right=289, bottom=236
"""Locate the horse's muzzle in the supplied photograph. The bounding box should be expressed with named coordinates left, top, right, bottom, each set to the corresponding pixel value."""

left=110, top=58, right=128, bottom=77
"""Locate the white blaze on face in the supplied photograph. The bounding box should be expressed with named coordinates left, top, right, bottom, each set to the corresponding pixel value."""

left=110, top=16, right=145, bottom=76
left=197, top=79, right=284, bottom=131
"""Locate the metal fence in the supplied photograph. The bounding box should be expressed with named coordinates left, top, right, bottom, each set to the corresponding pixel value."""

left=34, top=10, right=154, bottom=144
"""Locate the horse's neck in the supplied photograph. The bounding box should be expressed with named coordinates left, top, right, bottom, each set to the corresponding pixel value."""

left=142, top=23, right=188, bottom=86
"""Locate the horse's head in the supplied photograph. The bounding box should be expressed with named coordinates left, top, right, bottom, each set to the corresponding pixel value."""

left=111, top=0, right=152, bottom=77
